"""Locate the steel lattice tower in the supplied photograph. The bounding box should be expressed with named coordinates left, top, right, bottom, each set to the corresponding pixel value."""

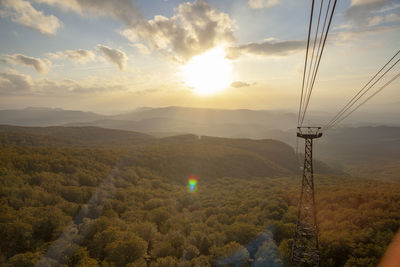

left=291, top=127, right=322, bottom=267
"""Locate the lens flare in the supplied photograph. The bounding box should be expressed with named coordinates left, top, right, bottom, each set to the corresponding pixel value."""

left=187, top=174, right=198, bottom=192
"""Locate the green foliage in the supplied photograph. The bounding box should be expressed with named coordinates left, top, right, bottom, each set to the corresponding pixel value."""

left=104, top=234, right=147, bottom=265
left=0, top=130, right=399, bottom=266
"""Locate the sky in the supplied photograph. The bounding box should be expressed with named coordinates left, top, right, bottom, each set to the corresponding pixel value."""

left=0, top=0, right=399, bottom=114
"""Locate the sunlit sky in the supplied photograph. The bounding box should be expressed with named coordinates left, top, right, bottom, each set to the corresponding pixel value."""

left=0, top=0, right=399, bottom=114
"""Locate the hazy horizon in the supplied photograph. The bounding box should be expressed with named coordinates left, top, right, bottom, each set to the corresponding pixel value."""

left=1, top=0, right=399, bottom=115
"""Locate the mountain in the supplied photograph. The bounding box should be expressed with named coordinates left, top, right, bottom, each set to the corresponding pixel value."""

left=0, top=125, right=153, bottom=147
left=0, top=107, right=105, bottom=126
left=2, top=107, right=399, bottom=140
left=0, top=125, right=340, bottom=177
left=61, top=106, right=298, bottom=138
left=112, top=106, right=297, bottom=128
left=318, top=126, right=400, bottom=161
left=1, top=107, right=398, bottom=180
left=0, top=107, right=298, bottom=136
left=314, top=126, right=400, bottom=182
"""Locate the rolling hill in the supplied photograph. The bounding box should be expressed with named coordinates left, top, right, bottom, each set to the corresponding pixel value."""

left=0, top=125, right=153, bottom=147
left=0, top=125, right=341, bottom=179
left=0, top=107, right=105, bottom=126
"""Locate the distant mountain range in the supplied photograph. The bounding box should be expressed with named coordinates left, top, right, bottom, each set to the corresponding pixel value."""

left=1, top=107, right=399, bottom=138
left=0, top=125, right=153, bottom=147
left=0, top=125, right=342, bottom=177
left=1, top=106, right=399, bottom=181
left=0, top=107, right=104, bottom=126
left=0, top=106, right=298, bottom=138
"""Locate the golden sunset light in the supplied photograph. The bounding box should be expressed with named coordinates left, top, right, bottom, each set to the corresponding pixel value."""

left=1, top=0, right=400, bottom=266
left=181, top=47, right=233, bottom=95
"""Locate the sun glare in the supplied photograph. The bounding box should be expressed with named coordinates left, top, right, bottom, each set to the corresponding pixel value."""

left=182, top=47, right=232, bottom=95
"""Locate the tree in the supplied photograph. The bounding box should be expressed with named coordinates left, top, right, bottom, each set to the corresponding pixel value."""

left=211, top=241, right=250, bottom=267
left=150, top=256, right=178, bottom=267
left=104, top=233, right=147, bottom=265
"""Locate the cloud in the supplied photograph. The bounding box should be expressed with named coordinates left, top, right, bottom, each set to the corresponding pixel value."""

left=231, top=81, right=251, bottom=88
left=333, top=24, right=400, bottom=42
left=133, top=43, right=151, bottom=55
left=97, top=45, right=127, bottom=71
left=227, top=40, right=305, bottom=59
left=46, top=45, right=129, bottom=70
left=121, top=0, right=235, bottom=62
left=386, top=12, right=400, bottom=22
left=248, top=0, right=279, bottom=9
left=33, top=0, right=141, bottom=25
left=0, top=0, right=62, bottom=35
left=1, top=54, right=51, bottom=74
left=0, top=69, right=33, bottom=93
left=0, top=69, right=133, bottom=96
left=345, top=0, right=395, bottom=26
left=367, top=15, right=385, bottom=26
left=47, top=49, right=96, bottom=64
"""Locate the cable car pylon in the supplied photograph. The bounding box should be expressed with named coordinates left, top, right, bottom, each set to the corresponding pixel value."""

left=291, top=127, right=322, bottom=267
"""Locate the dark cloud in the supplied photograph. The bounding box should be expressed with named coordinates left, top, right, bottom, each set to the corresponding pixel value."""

left=231, top=81, right=251, bottom=88
left=227, top=40, right=306, bottom=59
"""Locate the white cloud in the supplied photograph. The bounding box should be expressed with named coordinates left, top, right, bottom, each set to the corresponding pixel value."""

left=227, top=39, right=305, bottom=59
left=248, top=0, right=279, bottom=9
left=1, top=54, right=51, bottom=74
left=0, top=69, right=33, bottom=93
left=368, top=15, right=384, bottom=26
left=121, top=0, right=235, bottom=62
left=0, top=69, right=135, bottom=96
left=47, top=49, right=96, bottom=64
left=333, top=24, right=400, bottom=42
left=97, top=45, right=127, bottom=71
left=345, top=0, right=395, bottom=26
left=0, top=0, right=62, bottom=35
left=33, top=0, right=141, bottom=25
left=386, top=12, right=400, bottom=22
left=133, top=43, right=151, bottom=55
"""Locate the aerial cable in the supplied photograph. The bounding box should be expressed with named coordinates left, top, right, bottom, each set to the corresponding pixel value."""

left=325, top=71, right=400, bottom=130
left=304, top=0, right=332, bottom=117
left=325, top=57, right=400, bottom=130
left=324, top=49, right=400, bottom=130
left=298, top=0, right=316, bottom=126
left=300, top=0, right=338, bottom=126
left=303, top=0, right=325, bottom=112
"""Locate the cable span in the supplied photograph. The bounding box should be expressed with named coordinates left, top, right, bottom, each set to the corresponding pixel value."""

left=300, top=0, right=338, bottom=126
left=298, top=0, right=316, bottom=126
left=324, top=49, right=400, bottom=130
left=326, top=71, right=400, bottom=130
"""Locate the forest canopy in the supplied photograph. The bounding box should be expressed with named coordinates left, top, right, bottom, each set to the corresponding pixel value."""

left=0, top=126, right=399, bottom=266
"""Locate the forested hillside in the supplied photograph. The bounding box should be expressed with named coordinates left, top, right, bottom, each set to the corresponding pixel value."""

left=0, top=126, right=399, bottom=266
left=0, top=125, right=153, bottom=147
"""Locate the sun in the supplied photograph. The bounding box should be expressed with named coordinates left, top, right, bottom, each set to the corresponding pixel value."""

left=181, top=47, right=232, bottom=95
